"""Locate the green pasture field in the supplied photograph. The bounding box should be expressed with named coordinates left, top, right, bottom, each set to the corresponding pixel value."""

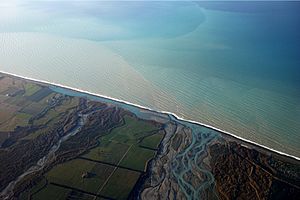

left=24, top=83, right=41, bottom=97
left=46, top=158, right=114, bottom=194
left=102, top=115, right=158, bottom=144
left=33, top=109, right=61, bottom=126
left=31, top=184, right=71, bottom=200
left=0, top=112, right=32, bottom=132
left=78, top=114, right=164, bottom=199
left=19, top=177, right=47, bottom=200
left=4, top=91, right=31, bottom=107
left=140, top=131, right=164, bottom=149
left=21, top=93, right=56, bottom=115
left=82, top=140, right=129, bottom=165
left=20, top=177, right=96, bottom=200
left=120, top=145, right=156, bottom=172
left=82, top=114, right=163, bottom=171
left=21, top=102, right=45, bottom=115
left=0, top=105, right=19, bottom=124
left=0, top=75, right=166, bottom=200
left=100, top=168, right=141, bottom=200
left=33, top=96, right=79, bottom=126
left=82, top=115, right=161, bottom=171
left=27, top=87, right=53, bottom=102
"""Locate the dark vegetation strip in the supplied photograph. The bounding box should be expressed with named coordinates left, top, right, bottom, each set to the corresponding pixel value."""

left=27, top=87, right=52, bottom=102
left=138, top=128, right=163, bottom=142
left=29, top=178, right=48, bottom=199
left=49, top=182, right=115, bottom=200
left=78, top=157, right=145, bottom=173
left=128, top=149, right=160, bottom=199
left=138, top=145, right=158, bottom=151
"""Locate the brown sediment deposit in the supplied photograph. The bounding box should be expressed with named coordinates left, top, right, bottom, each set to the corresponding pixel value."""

left=208, top=135, right=300, bottom=200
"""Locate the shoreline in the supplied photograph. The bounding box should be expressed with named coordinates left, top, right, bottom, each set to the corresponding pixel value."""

left=1, top=70, right=299, bottom=161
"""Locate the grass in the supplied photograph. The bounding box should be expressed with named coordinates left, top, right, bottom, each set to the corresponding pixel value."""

left=102, top=115, right=158, bottom=144
left=120, top=145, right=156, bottom=172
left=46, top=159, right=114, bottom=194
left=21, top=93, right=56, bottom=115
left=29, top=97, right=77, bottom=134
left=4, top=92, right=31, bottom=107
left=33, top=109, right=61, bottom=126
left=19, top=177, right=47, bottom=200
left=27, top=87, right=53, bottom=102
left=30, top=177, right=48, bottom=195
left=24, top=83, right=41, bottom=97
left=65, top=190, right=96, bottom=200
left=0, top=112, right=32, bottom=132
left=0, top=76, right=167, bottom=200
left=140, top=131, right=164, bottom=149
left=21, top=102, right=46, bottom=115
left=1, top=87, right=21, bottom=96
left=31, top=184, right=70, bottom=200
left=82, top=140, right=129, bottom=165
left=77, top=114, right=163, bottom=199
left=21, top=109, right=162, bottom=199
left=0, top=106, right=18, bottom=124
left=20, top=177, right=96, bottom=200
left=23, top=126, right=50, bottom=140
left=100, top=168, right=140, bottom=200
left=82, top=115, right=160, bottom=172
left=82, top=114, right=162, bottom=172
left=33, top=97, right=79, bottom=126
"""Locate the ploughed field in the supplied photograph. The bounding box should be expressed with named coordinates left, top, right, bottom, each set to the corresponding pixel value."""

left=0, top=73, right=299, bottom=200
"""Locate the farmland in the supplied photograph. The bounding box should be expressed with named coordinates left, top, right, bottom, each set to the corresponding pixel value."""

left=0, top=73, right=165, bottom=200
left=100, top=168, right=141, bottom=200
left=82, top=115, right=161, bottom=172
left=2, top=72, right=298, bottom=200
left=22, top=114, right=164, bottom=200
left=46, top=159, right=114, bottom=194
left=0, top=76, right=58, bottom=147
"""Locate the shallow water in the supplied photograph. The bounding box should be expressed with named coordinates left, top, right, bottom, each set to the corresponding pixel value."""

left=0, top=1, right=299, bottom=157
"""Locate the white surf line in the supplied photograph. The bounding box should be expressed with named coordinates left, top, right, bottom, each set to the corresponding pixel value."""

left=1, top=70, right=299, bottom=161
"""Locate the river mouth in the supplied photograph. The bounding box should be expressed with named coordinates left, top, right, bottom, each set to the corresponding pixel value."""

left=1, top=69, right=300, bottom=161
left=0, top=72, right=221, bottom=200
left=1, top=72, right=299, bottom=200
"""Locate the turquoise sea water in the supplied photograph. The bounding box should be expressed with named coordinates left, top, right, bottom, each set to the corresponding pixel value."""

left=0, top=1, right=299, bottom=156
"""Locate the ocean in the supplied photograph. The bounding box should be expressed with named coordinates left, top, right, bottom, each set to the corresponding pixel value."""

left=0, top=1, right=299, bottom=157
